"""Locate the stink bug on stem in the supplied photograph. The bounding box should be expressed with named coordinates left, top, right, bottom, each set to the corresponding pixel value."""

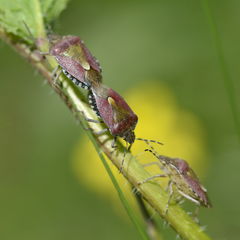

left=138, top=148, right=211, bottom=213
left=48, top=35, right=102, bottom=89
left=88, top=85, right=138, bottom=146
left=87, top=84, right=163, bottom=171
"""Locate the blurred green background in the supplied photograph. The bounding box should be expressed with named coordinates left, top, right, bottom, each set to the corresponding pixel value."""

left=1, top=0, right=240, bottom=239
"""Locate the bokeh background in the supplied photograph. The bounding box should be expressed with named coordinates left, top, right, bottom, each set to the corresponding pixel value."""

left=1, top=0, right=240, bottom=239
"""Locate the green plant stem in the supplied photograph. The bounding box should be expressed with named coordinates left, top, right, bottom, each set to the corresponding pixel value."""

left=0, top=28, right=212, bottom=240
left=201, top=0, right=240, bottom=143
left=134, top=192, right=162, bottom=240
left=86, top=129, right=151, bottom=240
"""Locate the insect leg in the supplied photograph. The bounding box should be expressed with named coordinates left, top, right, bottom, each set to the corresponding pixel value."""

left=39, top=52, right=50, bottom=55
left=165, top=180, right=173, bottom=215
left=120, top=141, right=130, bottom=173
left=192, top=206, right=200, bottom=223
left=82, top=125, right=108, bottom=135
left=78, top=110, right=103, bottom=124
left=81, top=124, right=108, bottom=135
left=52, top=65, right=61, bottom=84
left=109, top=137, right=119, bottom=156
left=111, top=136, right=118, bottom=148
left=84, top=118, right=103, bottom=124
left=137, top=174, right=167, bottom=185
left=77, top=110, right=107, bottom=134
left=142, top=161, right=162, bottom=169
left=95, top=128, right=109, bottom=135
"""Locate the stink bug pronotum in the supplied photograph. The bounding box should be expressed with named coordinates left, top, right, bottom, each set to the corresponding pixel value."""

left=48, top=35, right=102, bottom=89
left=138, top=148, right=211, bottom=213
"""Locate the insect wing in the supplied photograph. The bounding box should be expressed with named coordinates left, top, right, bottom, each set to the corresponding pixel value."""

left=55, top=55, right=86, bottom=81
left=173, top=158, right=211, bottom=207
left=182, top=168, right=211, bottom=207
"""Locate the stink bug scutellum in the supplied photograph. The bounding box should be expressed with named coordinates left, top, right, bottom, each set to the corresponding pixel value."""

left=138, top=147, right=211, bottom=212
left=48, top=35, right=102, bottom=89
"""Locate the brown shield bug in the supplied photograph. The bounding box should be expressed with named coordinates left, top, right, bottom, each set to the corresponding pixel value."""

left=88, top=85, right=138, bottom=146
left=88, top=86, right=163, bottom=148
left=87, top=85, right=163, bottom=172
left=138, top=148, right=212, bottom=212
left=48, top=35, right=102, bottom=89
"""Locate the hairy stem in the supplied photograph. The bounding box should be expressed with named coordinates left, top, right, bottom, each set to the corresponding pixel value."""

left=134, top=191, right=162, bottom=240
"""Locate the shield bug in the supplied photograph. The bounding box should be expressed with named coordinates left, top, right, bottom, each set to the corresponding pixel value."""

left=87, top=85, right=163, bottom=171
left=22, top=23, right=102, bottom=89
left=88, top=86, right=163, bottom=147
left=139, top=148, right=211, bottom=212
left=88, top=85, right=138, bottom=146
left=48, top=35, right=102, bottom=89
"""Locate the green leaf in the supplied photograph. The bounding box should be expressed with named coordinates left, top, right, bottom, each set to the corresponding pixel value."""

left=41, top=0, right=70, bottom=23
left=0, top=0, right=69, bottom=44
left=0, top=0, right=42, bottom=43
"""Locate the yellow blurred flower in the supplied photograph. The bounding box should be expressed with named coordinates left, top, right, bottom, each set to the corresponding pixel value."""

left=71, top=81, right=208, bottom=212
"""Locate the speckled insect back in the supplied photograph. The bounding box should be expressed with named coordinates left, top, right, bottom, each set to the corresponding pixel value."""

left=140, top=148, right=211, bottom=209
left=49, top=35, right=102, bottom=89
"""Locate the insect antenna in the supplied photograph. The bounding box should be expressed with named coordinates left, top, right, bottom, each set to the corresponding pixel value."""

left=135, top=137, right=164, bottom=147
left=145, top=148, right=168, bottom=165
left=144, top=148, right=159, bottom=159
left=145, top=148, right=171, bottom=166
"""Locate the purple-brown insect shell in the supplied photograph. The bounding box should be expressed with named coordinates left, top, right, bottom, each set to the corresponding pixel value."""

left=90, top=85, right=138, bottom=144
left=49, top=35, right=102, bottom=87
left=145, top=150, right=212, bottom=208
left=168, top=157, right=211, bottom=208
